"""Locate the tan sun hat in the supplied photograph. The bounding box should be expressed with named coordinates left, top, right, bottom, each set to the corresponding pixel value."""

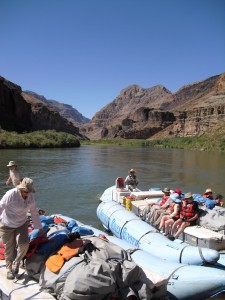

left=17, top=178, right=35, bottom=193
left=7, top=161, right=17, bottom=167
left=185, top=192, right=193, bottom=199
left=204, top=188, right=213, bottom=194
left=129, top=169, right=135, bottom=173
left=162, top=187, right=170, bottom=193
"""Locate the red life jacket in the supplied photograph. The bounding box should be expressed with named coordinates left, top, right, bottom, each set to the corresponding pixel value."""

left=26, top=236, right=49, bottom=258
left=159, top=195, right=169, bottom=206
left=181, top=201, right=197, bottom=219
left=0, top=240, right=5, bottom=260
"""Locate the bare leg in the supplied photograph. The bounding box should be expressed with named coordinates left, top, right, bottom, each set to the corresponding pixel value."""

left=174, top=221, right=190, bottom=238
left=171, top=219, right=182, bottom=236
left=158, top=215, right=170, bottom=231
left=164, top=219, right=175, bottom=235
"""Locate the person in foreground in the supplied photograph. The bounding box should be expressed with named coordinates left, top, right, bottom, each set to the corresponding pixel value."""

left=124, top=169, right=139, bottom=191
left=168, top=192, right=199, bottom=241
left=0, top=178, right=45, bottom=280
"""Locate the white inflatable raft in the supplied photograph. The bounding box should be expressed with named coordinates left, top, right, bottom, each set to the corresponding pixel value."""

left=97, top=199, right=220, bottom=265
left=75, top=219, right=225, bottom=300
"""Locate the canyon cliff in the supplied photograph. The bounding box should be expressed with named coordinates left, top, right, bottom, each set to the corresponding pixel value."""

left=1, top=73, right=224, bottom=141
left=80, top=73, right=225, bottom=140
left=0, top=76, right=87, bottom=139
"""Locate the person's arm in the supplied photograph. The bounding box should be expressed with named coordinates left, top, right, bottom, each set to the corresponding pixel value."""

left=29, top=195, right=43, bottom=231
left=124, top=176, right=129, bottom=185
left=187, top=212, right=198, bottom=222
left=161, top=198, right=172, bottom=209
left=136, top=177, right=139, bottom=185
left=6, top=177, right=11, bottom=185
left=0, top=197, right=6, bottom=215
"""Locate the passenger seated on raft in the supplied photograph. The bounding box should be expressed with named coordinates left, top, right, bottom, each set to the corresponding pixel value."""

left=202, top=188, right=222, bottom=209
left=215, top=194, right=224, bottom=207
left=124, top=169, right=139, bottom=191
left=173, top=189, right=183, bottom=199
left=158, top=193, right=182, bottom=236
left=203, top=188, right=214, bottom=200
left=153, top=190, right=183, bottom=228
left=147, top=187, right=171, bottom=226
left=168, top=192, right=199, bottom=241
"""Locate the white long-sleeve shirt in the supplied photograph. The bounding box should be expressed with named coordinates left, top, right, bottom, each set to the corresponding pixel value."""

left=0, top=188, right=42, bottom=229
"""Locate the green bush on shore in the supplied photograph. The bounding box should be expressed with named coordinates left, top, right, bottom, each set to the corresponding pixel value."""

left=81, top=133, right=225, bottom=152
left=0, top=130, right=80, bottom=148
left=0, top=129, right=224, bottom=151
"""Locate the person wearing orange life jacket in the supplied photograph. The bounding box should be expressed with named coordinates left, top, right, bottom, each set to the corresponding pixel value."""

left=168, top=192, right=199, bottom=241
left=147, top=187, right=171, bottom=226
left=158, top=193, right=182, bottom=236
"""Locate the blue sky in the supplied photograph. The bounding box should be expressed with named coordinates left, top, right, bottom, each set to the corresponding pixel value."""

left=1, top=0, right=225, bottom=119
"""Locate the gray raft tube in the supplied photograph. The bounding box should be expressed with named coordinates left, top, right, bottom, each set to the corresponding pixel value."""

left=97, top=200, right=220, bottom=265
left=108, top=236, right=225, bottom=300
left=75, top=220, right=225, bottom=300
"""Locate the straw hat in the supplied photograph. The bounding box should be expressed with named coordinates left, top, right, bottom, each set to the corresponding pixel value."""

left=184, top=192, right=193, bottom=199
left=129, top=169, right=135, bottom=173
left=204, top=188, right=213, bottom=194
left=17, top=178, right=35, bottom=193
left=7, top=161, right=17, bottom=167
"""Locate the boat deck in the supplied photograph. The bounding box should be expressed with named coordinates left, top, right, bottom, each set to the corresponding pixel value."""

left=0, top=260, right=55, bottom=300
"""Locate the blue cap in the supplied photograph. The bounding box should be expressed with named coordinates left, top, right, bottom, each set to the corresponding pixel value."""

left=170, top=193, right=179, bottom=200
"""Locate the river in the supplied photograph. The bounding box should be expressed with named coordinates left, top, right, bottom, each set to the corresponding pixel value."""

left=0, top=146, right=225, bottom=228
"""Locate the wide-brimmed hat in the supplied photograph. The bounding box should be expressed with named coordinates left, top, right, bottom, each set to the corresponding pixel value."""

left=17, top=178, right=35, bottom=193
left=129, top=169, right=135, bottom=173
left=170, top=193, right=181, bottom=202
left=204, top=188, right=213, bottom=194
left=162, top=187, right=170, bottom=193
left=7, top=161, right=17, bottom=167
left=184, top=192, right=193, bottom=199
left=174, top=189, right=182, bottom=195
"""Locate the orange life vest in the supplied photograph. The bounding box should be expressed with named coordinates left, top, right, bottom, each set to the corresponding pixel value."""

left=181, top=201, right=197, bottom=219
left=159, top=195, right=169, bottom=206
left=46, top=238, right=88, bottom=273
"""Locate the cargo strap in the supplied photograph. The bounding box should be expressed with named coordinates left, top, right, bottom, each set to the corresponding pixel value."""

left=8, top=282, right=38, bottom=300
left=23, top=290, right=42, bottom=300
left=198, top=246, right=208, bottom=264
left=137, top=229, right=159, bottom=244
left=167, top=264, right=187, bottom=282
left=44, top=258, right=85, bottom=289
left=179, top=245, right=189, bottom=264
